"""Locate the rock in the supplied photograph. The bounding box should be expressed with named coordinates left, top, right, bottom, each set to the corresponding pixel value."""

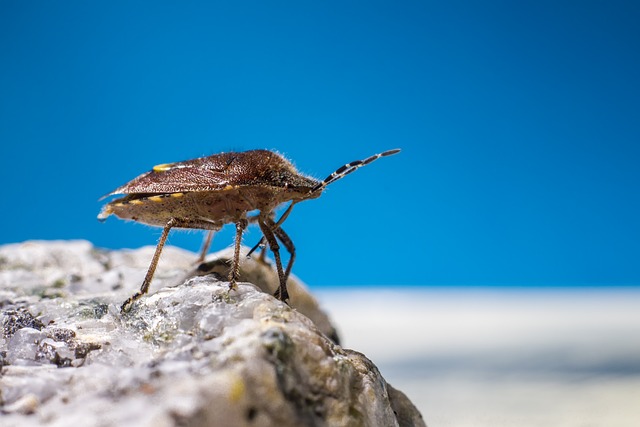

left=0, top=240, right=426, bottom=427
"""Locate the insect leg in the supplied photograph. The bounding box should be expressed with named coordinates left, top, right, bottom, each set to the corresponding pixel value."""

left=247, top=202, right=296, bottom=259
left=247, top=238, right=267, bottom=261
left=121, top=218, right=178, bottom=313
left=258, top=216, right=289, bottom=303
left=195, top=230, right=215, bottom=264
left=229, top=218, right=248, bottom=290
left=245, top=211, right=268, bottom=258
left=272, top=222, right=295, bottom=284
left=274, top=202, right=296, bottom=227
left=246, top=238, right=265, bottom=258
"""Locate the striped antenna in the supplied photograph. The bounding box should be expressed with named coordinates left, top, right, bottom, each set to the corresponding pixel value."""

left=311, top=148, right=401, bottom=193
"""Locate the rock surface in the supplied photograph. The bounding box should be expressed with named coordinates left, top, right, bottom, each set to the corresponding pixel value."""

left=0, top=240, right=426, bottom=427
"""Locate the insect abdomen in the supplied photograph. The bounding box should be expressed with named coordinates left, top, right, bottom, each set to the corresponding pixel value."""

left=100, top=187, right=288, bottom=229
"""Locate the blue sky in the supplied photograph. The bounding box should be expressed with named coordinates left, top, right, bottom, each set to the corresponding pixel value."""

left=1, top=1, right=639, bottom=287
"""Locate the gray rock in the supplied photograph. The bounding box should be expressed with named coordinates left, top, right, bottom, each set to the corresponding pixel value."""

left=0, top=240, right=426, bottom=427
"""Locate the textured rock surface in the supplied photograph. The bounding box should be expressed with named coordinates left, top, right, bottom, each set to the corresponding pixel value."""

left=0, top=240, right=426, bottom=427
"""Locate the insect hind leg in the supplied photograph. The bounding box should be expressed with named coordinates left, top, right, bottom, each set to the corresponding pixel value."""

left=121, top=218, right=179, bottom=312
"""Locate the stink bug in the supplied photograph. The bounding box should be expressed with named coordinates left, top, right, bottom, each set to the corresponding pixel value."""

left=98, top=148, right=400, bottom=312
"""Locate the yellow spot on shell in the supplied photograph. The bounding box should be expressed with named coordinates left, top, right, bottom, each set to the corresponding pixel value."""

left=130, top=199, right=144, bottom=205
left=223, top=184, right=235, bottom=190
left=170, top=192, right=184, bottom=198
left=153, top=163, right=174, bottom=172
left=148, top=196, right=163, bottom=202
left=97, top=206, right=112, bottom=220
left=228, top=376, right=245, bottom=403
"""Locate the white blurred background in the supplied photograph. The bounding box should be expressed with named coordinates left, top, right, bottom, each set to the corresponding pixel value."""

left=318, top=288, right=640, bottom=427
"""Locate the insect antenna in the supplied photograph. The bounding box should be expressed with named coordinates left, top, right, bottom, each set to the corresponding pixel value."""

left=311, top=148, right=401, bottom=193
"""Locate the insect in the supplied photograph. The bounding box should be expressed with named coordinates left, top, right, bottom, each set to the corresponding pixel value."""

left=98, top=148, right=400, bottom=312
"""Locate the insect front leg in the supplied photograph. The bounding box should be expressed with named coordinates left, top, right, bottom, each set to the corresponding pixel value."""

left=267, top=218, right=296, bottom=286
left=121, top=218, right=179, bottom=313
left=246, top=213, right=268, bottom=262
left=258, top=215, right=289, bottom=303
left=229, top=217, right=248, bottom=290
left=247, top=202, right=296, bottom=262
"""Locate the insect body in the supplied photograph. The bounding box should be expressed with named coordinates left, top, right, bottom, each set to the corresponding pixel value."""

left=98, top=148, right=400, bottom=312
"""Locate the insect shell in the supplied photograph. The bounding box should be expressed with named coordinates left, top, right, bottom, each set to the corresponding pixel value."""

left=99, top=150, right=324, bottom=230
left=98, top=148, right=400, bottom=312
